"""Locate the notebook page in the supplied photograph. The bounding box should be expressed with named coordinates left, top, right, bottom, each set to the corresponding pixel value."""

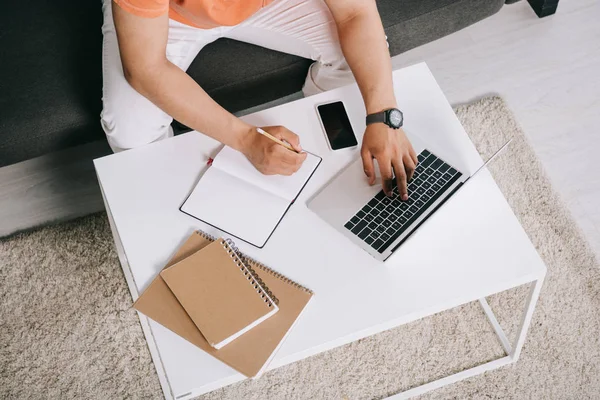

left=212, top=146, right=321, bottom=202
left=181, top=167, right=289, bottom=247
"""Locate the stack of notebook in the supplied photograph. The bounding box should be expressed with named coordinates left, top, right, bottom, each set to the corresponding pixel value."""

left=134, top=231, right=314, bottom=378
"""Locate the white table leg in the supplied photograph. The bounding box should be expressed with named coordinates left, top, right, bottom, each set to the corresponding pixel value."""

left=385, top=276, right=545, bottom=399
left=98, top=179, right=176, bottom=400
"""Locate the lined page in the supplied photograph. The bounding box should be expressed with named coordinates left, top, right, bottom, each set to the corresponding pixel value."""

left=212, top=146, right=321, bottom=201
left=181, top=167, right=289, bottom=247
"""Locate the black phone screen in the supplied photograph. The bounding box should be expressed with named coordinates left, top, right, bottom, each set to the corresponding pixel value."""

left=317, top=101, right=358, bottom=150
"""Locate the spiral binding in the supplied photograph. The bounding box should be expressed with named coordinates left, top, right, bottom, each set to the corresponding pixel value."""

left=240, top=254, right=314, bottom=295
left=194, top=230, right=313, bottom=296
left=221, top=238, right=278, bottom=307
left=194, top=230, right=217, bottom=242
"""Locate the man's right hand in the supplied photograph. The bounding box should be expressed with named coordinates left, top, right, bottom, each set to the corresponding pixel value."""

left=239, top=126, right=307, bottom=176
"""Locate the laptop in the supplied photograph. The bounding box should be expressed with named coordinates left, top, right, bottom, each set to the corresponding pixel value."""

left=308, top=136, right=511, bottom=261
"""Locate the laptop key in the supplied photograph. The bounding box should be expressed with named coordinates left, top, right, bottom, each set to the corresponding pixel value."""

left=432, top=183, right=441, bottom=192
left=351, top=220, right=367, bottom=235
left=368, top=221, right=378, bottom=230
left=365, top=236, right=375, bottom=245
left=372, top=239, right=384, bottom=250
left=362, top=205, right=372, bottom=213
left=408, top=183, right=417, bottom=192
left=400, top=203, right=409, bottom=211
left=421, top=155, right=434, bottom=167
left=375, top=202, right=385, bottom=211
left=426, top=189, right=436, bottom=197
left=416, top=187, right=426, bottom=195
left=374, top=216, right=384, bottom=224
left=421, top=194, right=430, bottom=202
left=392, top=221, right=402, bottom=230
left=427, top=176, right=436, bottom=184
left=368, top=198, right=379, bottom=208
left=356, top=210, right=366, bottom=219
left=381, top=211, right=390, bottom=219
left=388, top=213, right=398, bottom=222
left=431, top=158, right=443, bottom=169
left=385, top=204, right=396, bottom=213
left=350, top=216, right=360, bottom=224
left=382, top=197, right=392, bottom=205
left=433, top=171, right=442, bottom=179
left=375, top=225, right=385, bottom=233
left=438, top=163, right=450, bottom=173
left=358, top=227, right=372, bottom=240
left=422, top=181, right=431, bottom=189
left=382, top=220, right=391, bottom=228
left=375, top=191, right=386, bottom=200
left=393, top=208, right=402, bottom=216
left=344, top=221, right=354, bottom=230
left=415, top=199, right=424, bottom=208
left=414, top=177, right=423, bottom=186
left=399, top=216, right=407, bottom=224
left=448, top=167, right=457, bottom=175
left=425, top=168, right=435, bottom=176
left=442, top=172, right=454, bottom=181
left=364, top=214, right=374, bottom=222
left=404, top=210, right=413, bottom=218
left=380, top=232, right=390, bottom=242
left=438, top=178, right=447, bottom=186
left=409, top=205, right=419, bottom=213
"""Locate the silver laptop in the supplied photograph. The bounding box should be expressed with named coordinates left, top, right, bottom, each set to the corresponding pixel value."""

left=308, top=136, right=511, bottom=261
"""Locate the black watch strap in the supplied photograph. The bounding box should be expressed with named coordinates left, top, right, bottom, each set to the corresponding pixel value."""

left=366, top=112, right=386, bottom=125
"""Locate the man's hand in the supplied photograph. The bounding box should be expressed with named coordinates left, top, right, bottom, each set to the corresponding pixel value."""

left=240, top=126, right=307, bottom=176
left=361, top=125, right=418, bottom=199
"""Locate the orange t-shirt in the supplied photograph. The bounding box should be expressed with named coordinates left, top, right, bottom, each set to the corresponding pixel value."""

left=114, top=0, right=274, bottom=29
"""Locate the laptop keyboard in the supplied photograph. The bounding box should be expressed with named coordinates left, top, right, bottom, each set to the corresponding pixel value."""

left=343, top=149, right=462, bottom=253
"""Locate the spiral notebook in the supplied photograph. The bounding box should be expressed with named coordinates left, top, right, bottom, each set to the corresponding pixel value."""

left=133, top=231, right=314, bottom=378
left=160, top=239, right=279, bottom=349
left=180, top=145, right=321, bottom=248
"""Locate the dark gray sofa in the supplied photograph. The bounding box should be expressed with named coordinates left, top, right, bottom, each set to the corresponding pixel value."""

left=0, top=0, right=508, bottom=167
left=0, top=0, right=511, bottom=236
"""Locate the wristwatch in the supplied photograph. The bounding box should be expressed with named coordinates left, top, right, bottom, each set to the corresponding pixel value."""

left=366, top=108, right=403, bottom=129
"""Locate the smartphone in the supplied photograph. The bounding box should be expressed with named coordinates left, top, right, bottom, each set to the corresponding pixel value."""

left=316, top=101, right=358, bottom=151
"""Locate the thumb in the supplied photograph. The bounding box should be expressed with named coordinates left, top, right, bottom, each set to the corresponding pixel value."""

left=275, top=127, right=303, bottom=152
left=361, top=148, right=376, bottom=185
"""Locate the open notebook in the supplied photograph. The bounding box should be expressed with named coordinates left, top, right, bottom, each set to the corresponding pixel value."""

left=160, top=239, right=278, bottom=349
left=180, top=145, right=321, bottom=248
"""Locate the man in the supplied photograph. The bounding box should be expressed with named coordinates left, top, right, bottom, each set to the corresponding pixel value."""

left=101, top=0, right=417, bottom=198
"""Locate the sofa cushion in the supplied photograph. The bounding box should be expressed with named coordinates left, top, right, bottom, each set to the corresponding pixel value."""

left=0, top=0, right=503, bottom=167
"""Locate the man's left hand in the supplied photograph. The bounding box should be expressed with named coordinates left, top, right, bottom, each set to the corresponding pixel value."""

left=361, top=124, right=418, bottom=200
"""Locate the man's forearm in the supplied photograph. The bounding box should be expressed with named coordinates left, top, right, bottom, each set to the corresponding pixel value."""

left=334, top=5, right=396, bottom=114
left=126, top=60, right=252, bottom=151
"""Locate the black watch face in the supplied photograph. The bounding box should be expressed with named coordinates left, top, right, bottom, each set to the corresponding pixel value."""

left=388, top=109, right=403, bottom=128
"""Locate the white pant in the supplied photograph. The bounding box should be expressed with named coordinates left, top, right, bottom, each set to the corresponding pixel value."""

left=101, top=0, right=353, bottom=152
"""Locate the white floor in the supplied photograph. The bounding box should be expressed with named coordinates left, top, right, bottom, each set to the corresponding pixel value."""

left=390, top=0, right=600, bottom=257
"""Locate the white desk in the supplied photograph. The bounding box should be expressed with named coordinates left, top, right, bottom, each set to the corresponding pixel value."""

left=94, top=63, right=546, bottom=400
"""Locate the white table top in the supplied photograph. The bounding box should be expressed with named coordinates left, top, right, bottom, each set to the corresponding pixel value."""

left=94, top=63, right=546, bottom=399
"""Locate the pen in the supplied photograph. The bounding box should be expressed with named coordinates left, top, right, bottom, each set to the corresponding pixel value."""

left=256, top=127, right=300, bottom=153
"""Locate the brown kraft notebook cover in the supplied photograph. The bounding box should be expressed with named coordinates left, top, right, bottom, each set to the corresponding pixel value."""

left=133, top=231, right=314, bottom=378
left=160, top=239, right=278, bottom=349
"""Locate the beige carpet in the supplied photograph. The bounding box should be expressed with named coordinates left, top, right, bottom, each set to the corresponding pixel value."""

left=1, top=97, right=599, bottom=400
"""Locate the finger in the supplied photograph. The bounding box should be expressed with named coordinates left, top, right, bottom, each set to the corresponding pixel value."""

left=409, top=146, right=418, bottom=166
left=274, top=145, right=306, bottom=166
left=377, top=157, right=394, bottom=196
left=271, top=126, right=303, bottom=152
left=361, top=147, right=376, bottom=186
left=404, top=155, right=416, bottom=182
left=393, top=158, right=409, bottom=201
